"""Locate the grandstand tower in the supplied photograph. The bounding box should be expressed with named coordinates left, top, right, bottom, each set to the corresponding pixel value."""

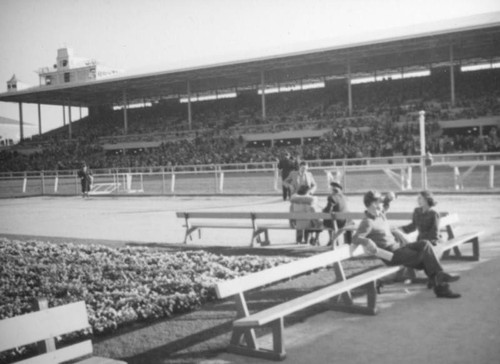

left=36, top=47, right=122, bottom=86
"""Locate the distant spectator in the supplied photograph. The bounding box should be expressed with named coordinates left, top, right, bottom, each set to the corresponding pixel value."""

left=277, top=151, right=298, bottom=200
left=77, top=162, right=93, bottom=198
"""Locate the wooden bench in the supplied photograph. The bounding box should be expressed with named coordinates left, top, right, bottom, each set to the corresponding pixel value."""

left=0, top=300, right=126, bottom=364
left=215, top=244, right=402, bottom=360
left=176, top=211, right=341, bottom=247
left=214, top=211, right=483, bottom=360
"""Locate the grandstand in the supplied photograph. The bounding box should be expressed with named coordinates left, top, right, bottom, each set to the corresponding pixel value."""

left=0, top=12, right=499, bottom=194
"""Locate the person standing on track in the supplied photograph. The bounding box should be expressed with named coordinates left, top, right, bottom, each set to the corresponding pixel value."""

left=277, top=151, right=298, bottom=201
left=77, top=162, right=93, bottom=198
left=284, top=160, right=316, bottom=196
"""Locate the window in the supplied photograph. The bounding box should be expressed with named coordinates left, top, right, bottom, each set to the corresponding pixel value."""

left=45, top=76, right=52, bottom=85
left=64, top=73, right=70, bottom=83
left=62, top=59, right=68, bottom=67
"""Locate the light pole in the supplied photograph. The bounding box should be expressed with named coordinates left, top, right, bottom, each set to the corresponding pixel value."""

left=419, top=110, right=427, bottom=189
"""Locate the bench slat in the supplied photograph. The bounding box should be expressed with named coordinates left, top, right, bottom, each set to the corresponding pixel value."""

left=189, top=222, right=254, bottom=229
left=176, top=212, right=252, bottom=219
left=234, top=265, right=401, bottom=327
left=0, top=301, right=89, bottom=352
left=15, top=341, right=93, bottom=364
left=216, top=244, right=366, bottom=299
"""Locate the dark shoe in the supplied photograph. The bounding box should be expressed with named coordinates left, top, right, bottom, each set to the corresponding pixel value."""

left=434, top=284, right=461, bottom=299
left=309, top=238, right=319, bottom=246
left=427, top=279, right=433, bottom=289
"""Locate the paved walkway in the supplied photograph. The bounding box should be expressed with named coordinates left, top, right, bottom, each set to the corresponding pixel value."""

left=209, top=250, right=500, bottom=364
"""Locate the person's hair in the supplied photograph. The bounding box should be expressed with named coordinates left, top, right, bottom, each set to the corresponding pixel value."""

left=419, top=190, right=437, bottom=207
left=299, top=161, right=307, bottom=167
left=297, top=185, right=310, bottom=195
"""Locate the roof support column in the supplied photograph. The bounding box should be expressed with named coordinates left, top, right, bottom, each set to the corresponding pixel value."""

left=187, top=80, right=192, bottom=130
left=347, top=63, right=353, bottom=117
left=449, top=44, right=456, bottom=107
left=68, top=104, right=73, bottom=139
left=37, top=103, right=42, bottom=135
left=260, top=71, right=266, bottom=120
left=18, top=102, right=24, bottom=141
left=62, top=104, right=66, bottom=126
left=122, top=90, right=128, bottom=134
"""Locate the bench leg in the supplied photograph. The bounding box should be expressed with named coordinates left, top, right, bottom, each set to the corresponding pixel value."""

left=442, top=237, right=480, bottom=261
left=472, top=237, right=480, bottom=261
left=184, top=227, right=198, bottom=244
left=332, top=261, right=352, bottom=305
left=251, top=228, right=270, bottom=247
left=331, top=281, right=379, bottom=316
left=228, top=319, right=286, bottom=361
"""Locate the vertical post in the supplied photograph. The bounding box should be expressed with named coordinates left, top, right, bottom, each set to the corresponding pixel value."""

left=347, top=63, right=353, bottom=117
left=32, top=298, right=56, bottom=353
left=37, top=103, right=42, bottom=135
left=261, top=71, right=266, bottom=120
left=18, top=102, right=24, bottom=141
left=171, top=172, right=176, bottom=193
left=453, top=166, right=461, bottom=190
left=449, top=44, right=456, bottom=107
left=68, top=104, right=72, bottom=139
left=79, top=106, right=82, bottom=119
left=122, top=90, right=128, bottom=134
left=187, top=80, right=192, bottom=130
left=161, top=167, right=166, bottom=194
left=274, top=167, right=279, bottom=191
left=489, top=165, right=494, bottom=189
left=419, top=110, right=427, bottom=189
left=23, top=173, right=27, bottom=193
left=41, top=171, right=45, bottom=195
left=62, top=104, right=66, bottom=126
left=219, top=172, right=224, bottom=193
left=407, top=166, right=413, bottom=190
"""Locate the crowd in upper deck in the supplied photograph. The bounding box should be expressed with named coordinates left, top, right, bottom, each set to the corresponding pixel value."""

left=1, top=68, right=499, bottom=172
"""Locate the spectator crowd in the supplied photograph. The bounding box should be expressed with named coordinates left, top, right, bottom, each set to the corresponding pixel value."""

left=1, top=68, right=499, bottom=172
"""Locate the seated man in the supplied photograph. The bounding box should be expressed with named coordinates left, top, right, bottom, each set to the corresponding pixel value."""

left=352, top=190, right=461, bottom=299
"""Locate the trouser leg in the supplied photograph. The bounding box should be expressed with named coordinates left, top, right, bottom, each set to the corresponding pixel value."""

left=296, top=229, right=304, bottom=243
left=390, top=241, right=443, bottom=278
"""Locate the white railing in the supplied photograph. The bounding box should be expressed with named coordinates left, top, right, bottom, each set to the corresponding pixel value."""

left=1, top=152, right=499, bottom=197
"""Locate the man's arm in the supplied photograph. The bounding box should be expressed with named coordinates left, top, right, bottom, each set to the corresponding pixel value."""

left=352, top=219, right=378, bottom=254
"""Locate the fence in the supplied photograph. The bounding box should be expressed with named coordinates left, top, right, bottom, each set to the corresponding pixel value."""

left=1, top=152, right=499, bottom=198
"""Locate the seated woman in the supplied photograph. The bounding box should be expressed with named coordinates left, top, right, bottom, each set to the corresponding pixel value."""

left=395, top=190, right=442, bottom=247
left=289, top=185, right=322, bottom=245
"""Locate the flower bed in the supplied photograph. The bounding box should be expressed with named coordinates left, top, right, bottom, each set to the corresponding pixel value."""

left=0, top=238, right=293, bottom=335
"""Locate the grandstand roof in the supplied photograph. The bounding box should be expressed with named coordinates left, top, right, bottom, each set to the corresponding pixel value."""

left=1, top=12, right=499, bottom=107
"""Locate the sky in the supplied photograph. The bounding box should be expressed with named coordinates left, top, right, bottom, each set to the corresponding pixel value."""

left=1, top=0, right=500, bottom=141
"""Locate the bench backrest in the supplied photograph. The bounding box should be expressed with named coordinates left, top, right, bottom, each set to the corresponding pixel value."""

left=177, top=211, right=453, bottom=223
left=215, top=243, right=366, bottom=299
left=0, top=301, right=92, bottom=363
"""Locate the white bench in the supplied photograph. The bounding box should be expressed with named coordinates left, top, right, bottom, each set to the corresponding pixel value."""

left=215, top=244, right=402, bottom=360
left=214, top=211, right=483, bottom=360
left=0, top=299, right=126, bottom=364
left=176, top=211, right=342, bottom=247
